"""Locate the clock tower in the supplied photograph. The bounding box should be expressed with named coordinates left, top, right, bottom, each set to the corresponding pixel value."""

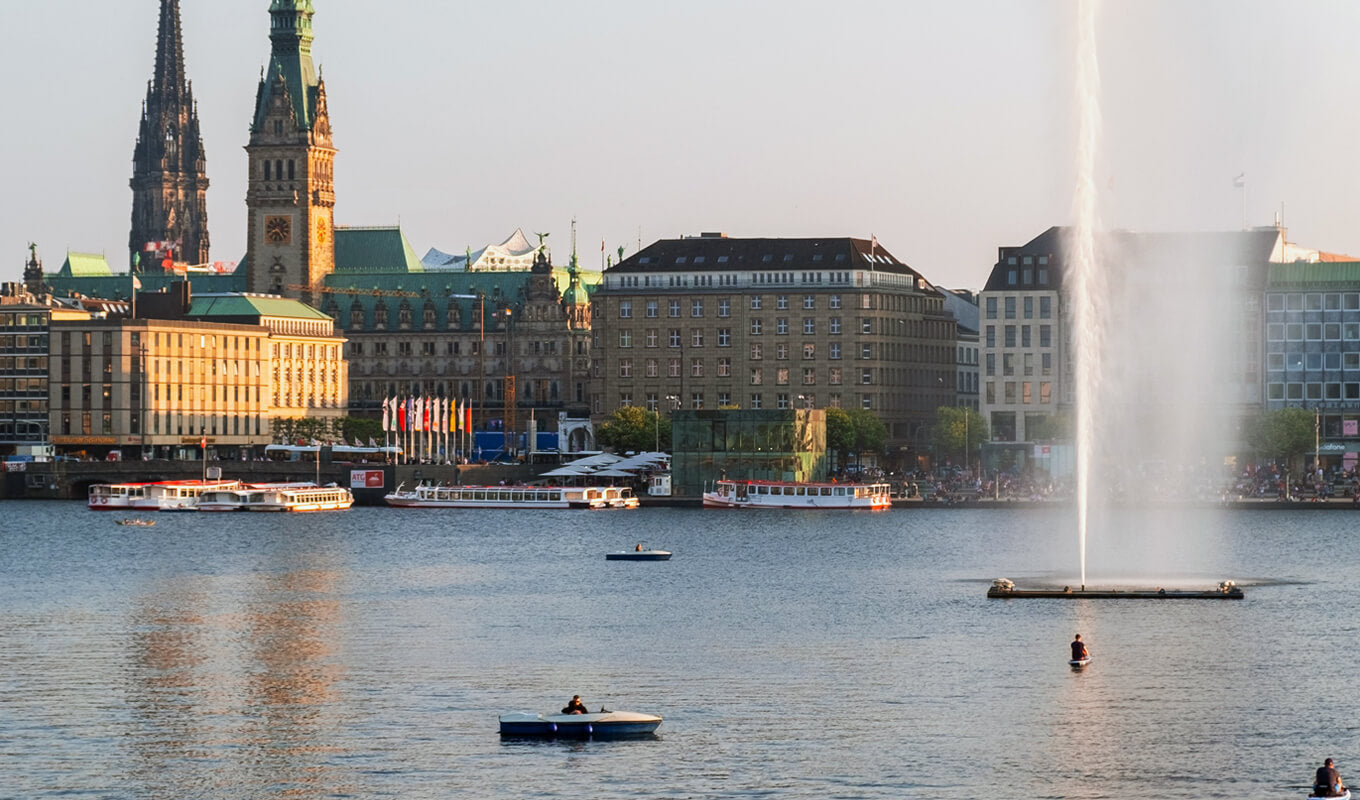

left=244, top=0, right=335, bottom=306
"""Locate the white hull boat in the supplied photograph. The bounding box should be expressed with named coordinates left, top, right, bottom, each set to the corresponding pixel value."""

left=703, top=479, right=892, bottom=510
left=498, top=710, right=662, bottom=739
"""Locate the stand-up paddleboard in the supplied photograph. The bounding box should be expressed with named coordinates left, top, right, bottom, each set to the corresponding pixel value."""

left=1069, top=656, right=1092, bottom=668
left=1307, top=790, right=1350, bottom=800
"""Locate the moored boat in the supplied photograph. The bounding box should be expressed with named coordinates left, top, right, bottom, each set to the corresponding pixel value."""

left=498, top=710, right=662, bottom=739
left=384, top=483, right=638, bottom=510
left=197, top=482, right=354, bottom=512
left=114, top=518, right=156, bottom=527
left=131, top=479, right=244, bottom=512
left=702, top=479, right=892, bottom=510
left=88, top=482, right=153, bottom=510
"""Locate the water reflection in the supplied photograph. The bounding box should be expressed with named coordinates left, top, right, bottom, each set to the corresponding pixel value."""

left=124, top=566, right=346, bottom=799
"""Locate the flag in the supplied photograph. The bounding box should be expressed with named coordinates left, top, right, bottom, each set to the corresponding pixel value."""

left=416, top=396, right=425, bottom=431
left=424, top=397, right=431, bottom=431
left=869, top=234, right=878, bottom=255
left=382, top=397, right=390, bottom=431
left=200, top=436, right=206, bottom=449
left=132, top=274, right=142, bottom=290
left=465, top=403, right=472, bottom=432
left=399, top=398, right=407, bottom=432
left=368, top=436, right=377, bottom=448
left=1233, top=172, right=1246, bottom=188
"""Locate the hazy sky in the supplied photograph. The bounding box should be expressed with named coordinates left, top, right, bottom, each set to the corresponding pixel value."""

left=3, top=1, right=1359, bottom=289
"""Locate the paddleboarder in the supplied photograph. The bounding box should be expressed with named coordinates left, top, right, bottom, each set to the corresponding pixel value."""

left=1314, top=758, right=1345, bottom=798
left=1070, top=634, right=1089, bottom=662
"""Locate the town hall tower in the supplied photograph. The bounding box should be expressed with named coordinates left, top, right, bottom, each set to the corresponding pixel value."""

left=245, top=0, right=336, bottom=305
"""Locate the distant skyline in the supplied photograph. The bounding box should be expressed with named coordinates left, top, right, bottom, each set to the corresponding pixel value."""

left=4, top=1, right=1360, bottom=289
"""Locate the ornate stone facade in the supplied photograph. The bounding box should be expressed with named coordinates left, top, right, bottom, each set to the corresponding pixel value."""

left=244, top=0, right=336, bottom=307
left=129, top=0, right=210, bottom=270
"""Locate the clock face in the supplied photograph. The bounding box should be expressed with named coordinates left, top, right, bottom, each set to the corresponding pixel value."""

left=315, top=216, right=329, bottom=245
left=265, top=215, right=292, bottom=245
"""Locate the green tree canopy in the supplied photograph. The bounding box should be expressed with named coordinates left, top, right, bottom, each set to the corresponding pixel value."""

left=929, top=406, right=988, bottom=463
left=825, top=407, right=887, bottom=465
left=597, top=406, right=671, bottom=453
left=1247, top=408, right=1316, bottom=464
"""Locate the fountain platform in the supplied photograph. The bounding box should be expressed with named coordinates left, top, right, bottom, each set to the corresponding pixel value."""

left=987, top=579, right=1243, bottom=600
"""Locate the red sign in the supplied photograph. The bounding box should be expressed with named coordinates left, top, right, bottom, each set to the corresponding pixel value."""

left=350, top=470, right=384, bottom=489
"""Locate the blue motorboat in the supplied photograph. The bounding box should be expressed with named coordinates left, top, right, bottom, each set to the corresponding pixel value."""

left=498, top=710, right=662, bottom=739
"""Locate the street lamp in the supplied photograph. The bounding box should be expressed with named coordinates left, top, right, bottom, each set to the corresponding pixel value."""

left=659, top=394, right=679, bottom=453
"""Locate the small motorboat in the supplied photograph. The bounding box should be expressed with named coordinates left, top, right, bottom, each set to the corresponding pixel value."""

left=606, top=544, right=671, bottom=561
left=115, top=518, right=156, bottom=527
left=498, top=710, right=662, bottom=739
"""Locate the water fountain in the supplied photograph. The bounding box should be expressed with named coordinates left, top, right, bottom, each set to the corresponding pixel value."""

left=989, top=0, right=1244, bottom=601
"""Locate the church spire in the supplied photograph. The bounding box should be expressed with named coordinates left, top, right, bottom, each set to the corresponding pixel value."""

left=153, top=0, right=186, bottom=97
left=255, top=0, right=320, bottom=134
left=130, top=0, right=210, bottom=269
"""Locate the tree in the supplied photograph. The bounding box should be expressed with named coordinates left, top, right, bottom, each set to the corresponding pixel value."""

left=1247, top=408, right=1315, bottom=466
left=597, top=406, right=671, bottom=453
left=338, top=416, right=384, bottom=445
left=929, top=406, right=988, bottom=464
left=825, top=407, right=855, bottom=467
left=848, top=408, right=886, bottom=461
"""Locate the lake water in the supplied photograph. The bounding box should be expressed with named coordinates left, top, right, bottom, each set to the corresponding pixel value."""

left=2, top=501, right=1356, bottom=799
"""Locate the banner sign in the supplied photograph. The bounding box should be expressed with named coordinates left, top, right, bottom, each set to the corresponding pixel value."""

left=350, top=469, right=384, bottom=489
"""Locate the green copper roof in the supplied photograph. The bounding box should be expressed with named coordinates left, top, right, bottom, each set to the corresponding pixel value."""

left=59, top=252, right=114, bottom=278
left=1267, top=262, right=1360, bottom=289
left=335, top=227, right=424, bottom=273
left=253, top=0, right=319, bottom=133
left=187, top=293, right=332, bottom=321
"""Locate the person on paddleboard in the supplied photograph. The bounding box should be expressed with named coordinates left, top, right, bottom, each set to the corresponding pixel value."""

left=1070, top=634, right=1089, bottom=662
left=1315, top=758, right=1345, bottom=797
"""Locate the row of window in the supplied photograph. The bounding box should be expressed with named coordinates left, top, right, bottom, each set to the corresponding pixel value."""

left=1268, top=382, right=1360, bottom=401
left=615, top=358, right=867, bottom=386
left=619, top=295, right=846, bottom=319
left=984, top=380, right=1055, bottom=406
left=1268, top=352, right=1360, bottom=371
left=351, top=339, right=567, bottom=357
left=985, top=352, right=1054, bottom=377
left=1266, top=323, right=1360, bottom=342
left=984, top=295, right=1053, bottom=320
left=1267, top=293, right=1360, bottom=312
left=616, top=392, right=866, bottom=411
left=984, top=325, right=1054, bottom=349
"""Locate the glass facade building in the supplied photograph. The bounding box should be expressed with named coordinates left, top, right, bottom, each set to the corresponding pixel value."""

left=671, top=409, right=826, bottom=496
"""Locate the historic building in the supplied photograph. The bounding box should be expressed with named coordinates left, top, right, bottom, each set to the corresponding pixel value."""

left=47, top=286, right=346, bottom=461
left=978, top=226, right=1291, bottom=474
left=593, top=234, right=956, bottom=464
left=129, top=0, right=210, bottom=270
left=243, top=0, right=336, bottom=306
left=0, top=247, right=94, bottom=458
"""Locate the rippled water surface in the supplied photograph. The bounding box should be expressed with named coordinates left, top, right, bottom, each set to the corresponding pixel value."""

left=3, top=502, right=1358, bottom=798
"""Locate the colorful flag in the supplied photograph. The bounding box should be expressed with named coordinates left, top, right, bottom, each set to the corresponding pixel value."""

left=131, top=274, right=142, bottom=290
left=382, top=397, right=390, bottom=431
left=398, top=398, right=407, bottom=432
left=424, top=397, right=431, bottom=431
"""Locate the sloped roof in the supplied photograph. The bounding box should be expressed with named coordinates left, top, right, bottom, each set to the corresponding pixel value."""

left=1267, top=261, right=1360, bottom=289
left=983, top=226, right=1283, bottom=292
left=335, top=227, right=424, bottom=273
left=187, top=293, right=332, bottom=321
left=610, top=236, right=916, bottom=276
left=59, top=252, right=114, bottom=277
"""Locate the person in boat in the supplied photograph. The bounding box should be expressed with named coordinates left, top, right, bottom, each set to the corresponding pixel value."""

left=1070, top=634, right=1089, bottom=662
left=1315, top=758, right=1345, bottom=797
left=562, top=695, right=589, bottom=715
left=635, top=543, right=644, bottom=551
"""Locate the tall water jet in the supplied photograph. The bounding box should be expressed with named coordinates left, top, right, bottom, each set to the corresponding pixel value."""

left=1070, top=0, right=1104, bottom=591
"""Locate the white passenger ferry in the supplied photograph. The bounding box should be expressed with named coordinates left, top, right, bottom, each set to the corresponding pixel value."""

left=384, top=483, right=639, bottom=510
left=197, top=482, right=354, bottom=512
left=131, top=480, right=244, bottom=511
left=88, top=482, right=153, bottom=510
left=702, top=479, right=892, bottom=510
